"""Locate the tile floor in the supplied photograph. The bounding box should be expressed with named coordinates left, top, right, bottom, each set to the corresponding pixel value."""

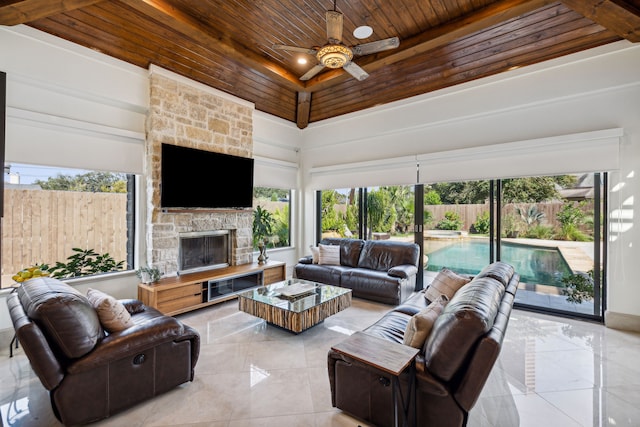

left=1, top=296, right=640, bottom=426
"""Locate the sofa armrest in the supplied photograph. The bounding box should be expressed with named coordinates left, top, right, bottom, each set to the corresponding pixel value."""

left=415, top=354, right=449, bottom=396
left=298, top=256, right=313, bottom=264
left=67, top=315, right=194, bottom=374
left=388, top=264, right=418, bottom=279
left=120, top=298, right=146, bottom=315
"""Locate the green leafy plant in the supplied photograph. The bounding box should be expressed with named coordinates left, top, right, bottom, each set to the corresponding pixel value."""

left=501, top=213, right=522, bottom=238
left=471, top=211, right=490, bottom=234
left=253, top=205, right=275, bottom=248
left=515, top=204, right=545, bottom=226
left=556, top=201, right=591, bottom=241
left=435, top=211, right=463, bottom=231
left=561, top=271, right=594, bottom=304
left=136, top=266, right=162, bottom=284
left=51, top=248, right=124, bottom=279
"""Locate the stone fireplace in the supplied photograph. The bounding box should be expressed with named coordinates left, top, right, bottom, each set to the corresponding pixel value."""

left=178, top=230, right=232, bottom=273
left=145, top=67, right=255, bottom=275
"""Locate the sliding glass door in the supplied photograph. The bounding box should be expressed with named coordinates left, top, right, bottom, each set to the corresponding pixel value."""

left=317, top=173, right=606, bottom=321
left=503, top=173, right=605, bottom=318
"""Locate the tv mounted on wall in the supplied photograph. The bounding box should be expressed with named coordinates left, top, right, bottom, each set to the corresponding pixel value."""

left=160, top=144, right=254, bottom=209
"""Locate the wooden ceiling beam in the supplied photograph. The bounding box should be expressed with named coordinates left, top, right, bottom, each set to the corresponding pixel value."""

left=0, top=0, right=105, bottom=25
left=304, top=0, right=555, bottom=91
left=119, top=0, right=304, bottom=91
left=296, top=91, right=311, bottom=129
left=561, top=0, right=640, bottom=42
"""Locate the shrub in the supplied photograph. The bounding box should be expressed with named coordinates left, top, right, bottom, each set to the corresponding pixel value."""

left=435, top=211, right=463, bottom=231
left=561, top=271, right=594, bottom=304
left=471, top=211, right=490, bottom=234
left=524, top=224, right=555, bottom=239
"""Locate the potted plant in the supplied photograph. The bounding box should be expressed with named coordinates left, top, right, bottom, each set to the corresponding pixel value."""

left=253, top=205, right=274, bottom=264
left=136, top=266, right=162, bottom=284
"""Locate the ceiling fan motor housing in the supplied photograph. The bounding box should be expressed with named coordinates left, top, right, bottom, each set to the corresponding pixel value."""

left=317, top=44, right=353, bottom=68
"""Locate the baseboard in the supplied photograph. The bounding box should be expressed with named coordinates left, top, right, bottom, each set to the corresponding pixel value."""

left=604, top=310, right=640, bottom=333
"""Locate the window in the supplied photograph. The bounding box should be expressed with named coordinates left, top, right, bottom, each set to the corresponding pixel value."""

left=252, top=187, right=291, bottom=250
left=2, top=163, right=134, bottom=287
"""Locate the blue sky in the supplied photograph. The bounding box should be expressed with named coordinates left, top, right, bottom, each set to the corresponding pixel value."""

left=5, top=163, right=88, bottom=185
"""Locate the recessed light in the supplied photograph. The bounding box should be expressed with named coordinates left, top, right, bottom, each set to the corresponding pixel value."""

left=353, top=26, right=373, bottom=39
left=297, top=57, right=308, bottom=65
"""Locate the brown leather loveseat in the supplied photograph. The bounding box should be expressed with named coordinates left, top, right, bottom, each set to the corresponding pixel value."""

left=7, top=277, right=200, bottom=426
left=328, top=262, right=519, bottom=426
left=295, top=238, right=420, bottom=305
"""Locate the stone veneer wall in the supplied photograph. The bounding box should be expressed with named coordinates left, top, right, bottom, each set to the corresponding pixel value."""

left=146, top=71, right=254, bottom=274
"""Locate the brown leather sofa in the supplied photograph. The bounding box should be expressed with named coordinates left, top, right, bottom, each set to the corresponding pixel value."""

left=295, top=238, right=420, bottom=305
left=7, top=277, right=200, bottom=426
left=328, top=262, right=519, bottom=427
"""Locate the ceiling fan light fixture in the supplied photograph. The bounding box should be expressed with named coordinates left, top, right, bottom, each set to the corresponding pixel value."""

left=317, top=44, right=353, bottom=68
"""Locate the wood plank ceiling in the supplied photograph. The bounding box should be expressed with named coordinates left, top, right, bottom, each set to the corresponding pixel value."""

left=1, top=0, right=639, bottom=129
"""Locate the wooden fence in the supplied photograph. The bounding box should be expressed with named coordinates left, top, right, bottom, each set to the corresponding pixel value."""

left=2, top=188, right=128, bottom=285
left=427, top=201, right=594, bottom=232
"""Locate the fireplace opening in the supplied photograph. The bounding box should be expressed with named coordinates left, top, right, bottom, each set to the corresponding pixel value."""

left=178, top=230, right=231, bottom=274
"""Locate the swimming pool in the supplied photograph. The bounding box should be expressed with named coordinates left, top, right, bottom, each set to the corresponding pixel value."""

left=425, top=239, right=573, bottom=287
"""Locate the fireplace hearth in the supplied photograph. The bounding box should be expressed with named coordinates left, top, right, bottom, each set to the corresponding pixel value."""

left=178, top=230, right=231, bottom=274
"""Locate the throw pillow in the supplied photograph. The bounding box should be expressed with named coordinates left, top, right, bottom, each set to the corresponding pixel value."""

left=86, top=288, right=135, bottom=333
left=424, top=267, right=471, bottom=303
left=403, top=295, right=448, bottom=349
left=309, top=245, right=319, bottom=264
left=318, top=243, right=340, bottom=265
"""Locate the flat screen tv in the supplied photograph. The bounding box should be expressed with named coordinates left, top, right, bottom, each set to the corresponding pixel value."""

left=160, top=144, right=254, bottom=209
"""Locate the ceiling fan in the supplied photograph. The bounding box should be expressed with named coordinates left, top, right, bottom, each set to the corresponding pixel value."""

left=273, top=0, right=400, bottom=81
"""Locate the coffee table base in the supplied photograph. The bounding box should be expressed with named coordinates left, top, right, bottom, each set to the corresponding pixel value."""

left=239, top=291, right=352, bottom=333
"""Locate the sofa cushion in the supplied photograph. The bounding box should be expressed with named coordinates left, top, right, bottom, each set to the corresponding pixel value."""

left=309, top=245, right=319, bottom=263
left=319, top=243, right=341, bottom=265
left=294, top=263, right=345, bottom=286
left=357, top=240, right=420, bottom=272
left=86, top=288, right=135, bottom=333
left=363, top=311, right=412, bottom=344
left=403, top=295, right=448, bottom=349
left=475, top=262, right=514, bottom=288
left=320, top=238, right=364, bottom=267
left=424, top=268, right=471, bottom=302
left=18, top=277, right=103, bottom=359
left=423, top=277, right=505, bottom=382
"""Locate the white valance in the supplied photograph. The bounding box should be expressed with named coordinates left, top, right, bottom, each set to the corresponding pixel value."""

left=308, top=155, right=417, bottom=190
left=417, top=128, right=622, bottom=184
left=253, top=156, right=298, bottom=189
left=6, top=108, right=144, bottom=174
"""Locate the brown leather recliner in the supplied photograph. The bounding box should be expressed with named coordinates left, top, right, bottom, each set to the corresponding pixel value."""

left=328, top=262, right=519, bottom=427
left=7, top=277, right=200, bottom=426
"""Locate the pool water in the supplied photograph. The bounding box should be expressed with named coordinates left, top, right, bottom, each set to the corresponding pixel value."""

left=425, top=240, right=573, bottom=287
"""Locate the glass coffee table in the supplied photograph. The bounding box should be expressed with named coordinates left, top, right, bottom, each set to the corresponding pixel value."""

left=237, top=278, right=352, bottom=333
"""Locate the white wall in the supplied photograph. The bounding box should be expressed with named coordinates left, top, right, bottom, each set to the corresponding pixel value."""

left=299, top=41, right=640, bottom=328
left=2, top=25, right=639, bottom=330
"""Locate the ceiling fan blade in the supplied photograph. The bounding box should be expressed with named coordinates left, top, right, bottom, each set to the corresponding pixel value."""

left=352, top=37, right=400, bottom=56
left=343, top=61, right=369, bottom=81
left=300, top=64, right=326, bottom=81
left=326, top=10, right=343, bottom=42
left=273, top=44, right=317, bottom=55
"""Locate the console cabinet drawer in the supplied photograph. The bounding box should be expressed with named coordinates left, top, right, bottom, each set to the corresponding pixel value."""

left=158, top=293, right=202, bottom=314
left=157, top=283, right=202, bottom=303
left=264, top=265, right=285, bottom=285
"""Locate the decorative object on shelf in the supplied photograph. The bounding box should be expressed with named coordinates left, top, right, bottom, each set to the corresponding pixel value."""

left=136, top=266, right=162, bottom=284
left=253, top=205, right=275, bottom=264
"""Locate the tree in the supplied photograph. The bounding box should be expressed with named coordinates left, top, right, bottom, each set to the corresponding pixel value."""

left=35, top=171, right=127, bottom=193
left=501, top=176, right=562, bottom=203
left=432, top=181, right=489, bottom=204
